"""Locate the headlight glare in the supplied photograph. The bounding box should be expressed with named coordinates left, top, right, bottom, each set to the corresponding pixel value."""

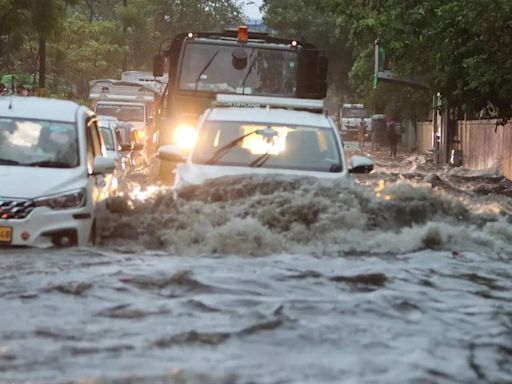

left=174, top=124, right=198, bottom=151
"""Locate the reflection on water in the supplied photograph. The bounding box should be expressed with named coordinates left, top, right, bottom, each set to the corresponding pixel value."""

left=0, top=162, right=511, bottom=383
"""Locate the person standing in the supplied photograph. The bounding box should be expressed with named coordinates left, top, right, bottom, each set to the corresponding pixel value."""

left=16, top=85, right=29, bottom=96
left=358, top=118, right=367, bottom=149
left=387, top=119, right=398, bottom=158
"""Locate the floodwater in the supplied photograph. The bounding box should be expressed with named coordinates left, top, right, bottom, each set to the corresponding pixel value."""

left=1, top=152, right=512, bottom=384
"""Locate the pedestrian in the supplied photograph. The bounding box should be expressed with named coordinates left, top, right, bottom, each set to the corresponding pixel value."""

left=387, top=119, right=400, bottom=158
left=0, top=82, right=7, bottom=96
left=357, top=118, right=367, bottom=149
left=16, top=84, right=29, bottom=96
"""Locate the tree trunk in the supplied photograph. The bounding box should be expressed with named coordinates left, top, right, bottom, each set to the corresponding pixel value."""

left=122, top=0, right=128, bottom=72
left=38, top=37, right=46, bottom=97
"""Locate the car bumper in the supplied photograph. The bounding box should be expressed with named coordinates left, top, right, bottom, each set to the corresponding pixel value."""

left=0, top=207, right=93, bottom=248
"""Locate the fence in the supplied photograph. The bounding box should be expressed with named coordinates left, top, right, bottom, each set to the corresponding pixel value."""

left=458, top=120, right=512, bottom=179
left=416, top=121, right=435, bottom=153
left=416, top=119, right=512, bottom=180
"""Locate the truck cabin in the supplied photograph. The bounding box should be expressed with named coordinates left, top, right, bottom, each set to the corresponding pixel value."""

left=153, top=27, right=328, bottom=149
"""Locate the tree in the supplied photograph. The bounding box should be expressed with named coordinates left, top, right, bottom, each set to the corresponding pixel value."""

left=48, top=12, right=126, bottom=97
left=152, top=0, right=243, bottom=36
left=262, top=0, right=353, bottom=104
left=1, top=0, right=244, bottom=98
left=327, top=0, right=512, bottom=120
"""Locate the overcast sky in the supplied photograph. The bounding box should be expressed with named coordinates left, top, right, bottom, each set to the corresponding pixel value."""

left=243, top=0, right=263, bottom=19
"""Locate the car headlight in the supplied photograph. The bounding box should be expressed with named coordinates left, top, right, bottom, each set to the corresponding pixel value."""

left=173, top=123, right=198, bottom=151
left=134, top=129, right=145, bottom=141
left=35, top=188, right=87, bottom=210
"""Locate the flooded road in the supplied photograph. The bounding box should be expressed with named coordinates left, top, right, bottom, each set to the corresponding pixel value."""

left=1, top=153, right=511, bottom=384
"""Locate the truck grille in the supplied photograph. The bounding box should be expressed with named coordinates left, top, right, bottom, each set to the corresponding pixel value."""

left=0, top=198, right=35, bottom=220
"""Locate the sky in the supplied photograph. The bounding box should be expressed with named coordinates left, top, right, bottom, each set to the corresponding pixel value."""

left=243, top=0, right=263, bottom=20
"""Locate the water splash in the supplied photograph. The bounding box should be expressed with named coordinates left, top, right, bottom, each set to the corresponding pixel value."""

left=101, top=175, right=511, bottom=257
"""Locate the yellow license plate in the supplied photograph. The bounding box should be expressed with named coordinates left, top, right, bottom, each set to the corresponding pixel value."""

left=0, top=226, right=13, bottom=243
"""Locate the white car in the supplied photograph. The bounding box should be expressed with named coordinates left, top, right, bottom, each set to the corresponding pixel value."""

left=97, top=115, right=131, bottom=178
left=158, top=95, right=373, bottom=187
left=0, top=97, right=116, bottom=247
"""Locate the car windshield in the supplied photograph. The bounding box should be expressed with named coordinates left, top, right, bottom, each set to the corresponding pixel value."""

left=96, top=104, right=145, bottom=122
left=192, top=121, right=343, bottom=172
left=100, top=127, right=115, bottom=150
left=0, top=118, right=78, bottom=167
left=179, top=43, right=298, bottom=97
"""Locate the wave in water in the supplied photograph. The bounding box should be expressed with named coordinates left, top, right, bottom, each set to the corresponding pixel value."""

left=102, top=175, right=512, bottom=257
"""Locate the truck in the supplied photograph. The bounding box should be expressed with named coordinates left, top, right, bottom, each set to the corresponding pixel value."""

left=89, top=78, right=164, bottom=157
left=152, top=26, right=328, bottom=178
left=339, top=103, right=372, bottom=141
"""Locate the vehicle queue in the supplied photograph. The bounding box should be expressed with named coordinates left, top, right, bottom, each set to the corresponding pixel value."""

left=0, top=92, right=373, bottom=248
left=0, top=27, right=374, bottom=249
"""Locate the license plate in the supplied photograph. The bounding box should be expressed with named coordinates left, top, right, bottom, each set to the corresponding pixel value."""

left=0, top=226, right=13, bottom=243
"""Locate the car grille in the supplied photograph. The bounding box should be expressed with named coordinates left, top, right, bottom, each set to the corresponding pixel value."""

left=0, top=198, right=35, bottom=220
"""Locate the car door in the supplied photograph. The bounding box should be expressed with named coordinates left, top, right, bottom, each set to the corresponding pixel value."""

left=86, top=117, right=111, bottom=209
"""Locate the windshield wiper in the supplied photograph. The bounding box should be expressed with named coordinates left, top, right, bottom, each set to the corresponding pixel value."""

left=26, top=160, right=74, bottom=168
left=250, top=151, right=272, bottom=168
left=205, top=130, right=259, bottom=165
left=250, top=138, right=279, bottom=168
left=194, top=50, right=219, bottom=91
left=0, top=158, right=21, bottom=165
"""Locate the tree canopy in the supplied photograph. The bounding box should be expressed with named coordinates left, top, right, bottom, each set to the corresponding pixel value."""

left=0, top=0, right=242, bottom=97
left=2, top=0, right=511, bottom=121
left=263, top=0, right=512, bottom=120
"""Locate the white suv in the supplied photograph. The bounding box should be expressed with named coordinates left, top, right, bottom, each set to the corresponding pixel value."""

left=158, top=95, right=373, bottom=187
left=0, top=97, right=116, bottom=247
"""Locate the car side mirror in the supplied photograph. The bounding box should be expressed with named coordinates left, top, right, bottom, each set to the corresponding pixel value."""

left=349, top=155, right=374, bottom=174
left=158, top=145, right=186, bottom=163
left=92, top=156, right=116, bottom=175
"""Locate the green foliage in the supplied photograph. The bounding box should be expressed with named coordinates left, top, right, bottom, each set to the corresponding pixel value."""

left=1, top=0, right=243, bottom=98
left=262, top=0, right=352, bottom=102
left=152, top=0, right=243, bottom=35
left=47, top=13, right=126, bottom=97
left=265, top=0, right=512, bottom=120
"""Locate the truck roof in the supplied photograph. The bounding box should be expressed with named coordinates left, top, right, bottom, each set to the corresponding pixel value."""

left=206, top=107, right=332, bottom=128
left=89, top=80, right=159, bottom=102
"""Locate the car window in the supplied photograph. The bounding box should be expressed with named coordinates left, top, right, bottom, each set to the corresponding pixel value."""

left=0, top=117, right=78, bottom=167
left=192, top=121, right=343, bottom=172
left=100, top=127, right=115, bottom=151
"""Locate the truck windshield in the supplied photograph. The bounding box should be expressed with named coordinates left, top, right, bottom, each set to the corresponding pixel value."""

left=341, top=107, right=369, bottom=119
left=0, top=118, right=78, bottom=167
left=179, top=43, right=298, bottom=97
left=96, top=104, right=145, bottom=122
